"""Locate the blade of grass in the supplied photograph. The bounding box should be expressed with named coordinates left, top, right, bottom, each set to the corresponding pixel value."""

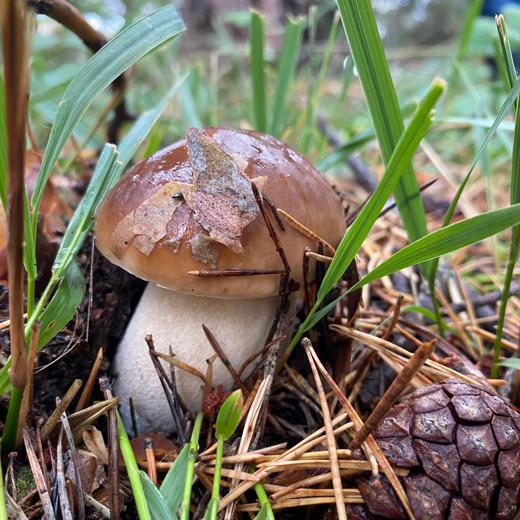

left=117, top=412, right=151, bottom=520
left=269, top=16, right=305, bottom=137
left=336, top=0, right=430, bottom=267
left=456, top=0, right=485, bottom=61
left=250, top=10, right=267, bottom=132
left=491, top=15, right=520, bottom=377
left=140, top=472, right=172, bottom=520
left=180, top=412, right=203, bottom=520
left=278, top=79, right=445, bottom=366
left=311, top=203, right=520, bottom=327
left=428, top=69, right=520, bottom=332
left=160, top=444, right=189, bottom=515
left=31, top=5, right=186, bottom=217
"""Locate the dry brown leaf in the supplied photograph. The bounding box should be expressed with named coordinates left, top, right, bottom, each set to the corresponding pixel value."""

left=83, top=426, right=109, bottom=465
left=180, top=128, right=259, bottom=252
left=65, top=448, right=106, bottom=494
left=130, top=432, right=180, bottom=466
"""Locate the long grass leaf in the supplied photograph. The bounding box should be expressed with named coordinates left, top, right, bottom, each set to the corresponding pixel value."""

left=31, top=6, right=186, bottom=215
left=250, top=10, right=267, bottom=132
left=281, top=79, right=445, bottom=361
left=160, top=444, right=189, bottom=515
left=269, top=16, right=304, bottom=136
left=140, top=472, right=173, bottom=520
left=309, top=203, right=520, bottom=329
left=336, top=0, right=429, bottom=260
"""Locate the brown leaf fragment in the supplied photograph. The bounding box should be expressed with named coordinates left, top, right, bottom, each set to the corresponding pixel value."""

left=183, top=128, right=259, bottom=252
left=113, top=181, right=184, bottom=256
left=65, top=449, right=106, bottom=494
left=189, top=233, right=219, bottom=268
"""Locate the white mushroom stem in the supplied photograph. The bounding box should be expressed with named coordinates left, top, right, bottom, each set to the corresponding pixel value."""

left=113, top=283, right=279, bottom=433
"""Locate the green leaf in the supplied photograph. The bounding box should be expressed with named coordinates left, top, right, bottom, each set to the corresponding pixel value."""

left=250, top=10, right=267, bottom=132
left=336, top=0, right=429, bottom=261
left=456, top=0, right=485, bottom=60
left=140, top=472, right=174, bottom=520
left=37, top=261, right=85, bottom=348
left=269, top=16, right=305, bottom=136
left=316, top=80, right=445, bottom=302
left=160, top=444, right=190, bottom=516
left=203, top=498, right=219, bottom=520
left=350, top=204, right=520, bottom=293
left=500, top=358, right=520, bottom=369
left=215, top=389, right=243, bottom=441
left=117, top=413, right=151, bottom=520
left=31, top=5, right=186, bottom=215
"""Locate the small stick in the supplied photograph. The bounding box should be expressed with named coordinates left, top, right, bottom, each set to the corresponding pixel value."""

left=202, top=325, right=247, bottom=392
left=305, top=251, right=333, bottom=263
left=189, top=268, right=284, bottom=277
left=349, top=340, right=436, bottom=450
left=40, top=379, right=83, bottom=441
left=152, top=350, right=206, bottom=382
left=146, top=336, right=186, bottom=441
left=56, top=428, right=73, bottom=520
left=99, top=377, right=120, bottom=520
left=75, top=347, right=104, bottom=412
left=145, top=437, right=157, bottom=485
left=277, top=208, right=335, bottom=255
left=23, top=429, right=56, bottom=520
left=60, top=403, right=85, bottom=520
left=263, top=195, right=285, bottom=231
left=383, top=294, right=404, bottom=340
left=303, top=339, right=347, bottom=520
left=203, top=354, right=217, bottom=407
left=302, top=246, right=312, bottom=314
left=17, top=323, right=40, bottom=446
left=237, top=336, right=286, bottom=377
left=129, top=398, right=138, bottom=438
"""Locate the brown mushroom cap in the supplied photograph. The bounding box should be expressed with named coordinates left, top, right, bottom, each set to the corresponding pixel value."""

left=95, top=128, right=345, bottom=299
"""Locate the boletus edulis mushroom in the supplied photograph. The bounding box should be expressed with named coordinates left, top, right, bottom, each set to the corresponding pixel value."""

left=95, top=128, right=346, bottom=432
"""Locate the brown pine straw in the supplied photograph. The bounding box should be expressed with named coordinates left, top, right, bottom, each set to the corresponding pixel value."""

left=303, top=338, right=347, bottom=520
left=237, top=495, right=363, bottom=512
left=218, top=413, right=354, bottom=509
left=305, top=251, right=333, bottom=263
left=75, top=346, right=104, bottom=412
left=202, top=324, right=247, bottom=392
left=350, top=340, right=436, bottom=449
left=467, top=325, right=518, bottom=352
left=330, top=326, right=482, bottom=386
left=40, top=378, right=83, bottom=441
left=276, top=208, right=336, bottom=255
left=305, top=343, right=415, bottom=519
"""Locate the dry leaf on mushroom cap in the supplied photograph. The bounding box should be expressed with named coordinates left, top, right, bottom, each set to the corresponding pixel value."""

left=111, top=128, right=265, bottom=263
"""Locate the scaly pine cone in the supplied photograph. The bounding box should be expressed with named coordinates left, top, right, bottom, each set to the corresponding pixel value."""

left=357, top=378, right=520, bottom=519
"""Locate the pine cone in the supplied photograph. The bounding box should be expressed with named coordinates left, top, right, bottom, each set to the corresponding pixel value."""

left=357, top=378, right=520, bottom=519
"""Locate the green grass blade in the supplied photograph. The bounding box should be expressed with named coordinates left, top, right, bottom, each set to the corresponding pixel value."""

left=31, top=5, right=186, bottom=215
left=140, top=472, right=173, bottom=520
left=281, top=79, right=445, bottom=361
left=317, top=80, right=445, bottom=301
left=160, top=444, right=189, bottom=515
left=491, top=15, right=520, bottom=376
left=250, top=10, right=267, bottom=132
left=117, top=412, right=152, bottom=520
left=428, top=71, right=520, bottom=303
left=336, top=0, right=429, bottom=261
left=456, top=0, right=485, bottom=60
left=180, top=80, right=203, bottom=129
left=269, top=16, right=305, bottom=137
left=180, top=412, right=203, bottom=520
left=350, top=204, right=520, bottom=293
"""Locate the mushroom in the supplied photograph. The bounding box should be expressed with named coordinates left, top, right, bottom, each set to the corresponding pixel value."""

left=95, top=128, right=346, bottom=432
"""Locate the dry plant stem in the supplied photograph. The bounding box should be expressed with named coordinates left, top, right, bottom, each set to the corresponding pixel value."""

left=303, top=338, right=347, bottom=520
left=17, top=323, right=40, bottom=446
left=60, top=405, right=85, bottom=520
left=2, top=0, right=30, bottom=456
left=146, top=336, right=186, bottom=441
left=40, top=379, right=83, bottom=441
left=350, top=340, right=436, bottom=449
left=305, top=345, right=414, bottom=519
left=99, top=376, right=120, bottom=520
left=56, top=428, right=73, bottom=520
left=23, top=428, right=56, bottom=520
left=202, top=325, right=247, bottom=392
left=383, top=294, right=404, bottom=340
left=75, top=347, right=104, bottom=412
left=144, top=437, right=157, bottom=485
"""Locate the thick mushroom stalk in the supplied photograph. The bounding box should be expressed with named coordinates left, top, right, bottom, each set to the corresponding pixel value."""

left=115, top=284, right=278, bottom=432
